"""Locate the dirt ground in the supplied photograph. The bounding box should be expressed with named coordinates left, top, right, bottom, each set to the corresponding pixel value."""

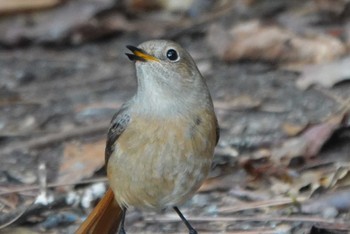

left=1, top=0, right=350, bottom=233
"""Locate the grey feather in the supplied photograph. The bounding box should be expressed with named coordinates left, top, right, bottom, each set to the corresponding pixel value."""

left=105, top=105, right=130, bottom=164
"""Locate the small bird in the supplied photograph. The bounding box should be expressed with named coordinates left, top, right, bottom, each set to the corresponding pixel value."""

left=76, top=40, right=219, bottom=234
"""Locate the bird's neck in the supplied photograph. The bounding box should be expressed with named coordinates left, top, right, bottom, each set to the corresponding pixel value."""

left=132, top=92, right=187, bottom=118
left=131, top=87, right=210, bottom=118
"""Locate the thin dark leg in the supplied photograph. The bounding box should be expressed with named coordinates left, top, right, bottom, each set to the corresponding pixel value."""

left=118, top=207, right=127, bottom=234
left=173, top=206, right=197, bottom=234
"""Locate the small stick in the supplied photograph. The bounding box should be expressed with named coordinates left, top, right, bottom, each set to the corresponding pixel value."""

left=0, top=177, right=107, bottom=195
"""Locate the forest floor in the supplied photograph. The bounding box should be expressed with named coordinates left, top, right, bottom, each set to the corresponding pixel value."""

left=1, top=0, right=350, bottom=233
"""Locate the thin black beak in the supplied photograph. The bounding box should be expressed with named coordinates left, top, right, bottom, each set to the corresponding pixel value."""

left=125, top=45, right=159, bottom=62
left=125, top=45, right=146, bottom=62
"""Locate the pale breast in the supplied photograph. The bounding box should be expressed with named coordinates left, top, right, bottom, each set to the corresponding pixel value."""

left=107, top=109, right=217, bottom=210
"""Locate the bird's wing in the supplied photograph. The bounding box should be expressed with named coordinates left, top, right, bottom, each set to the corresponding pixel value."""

left=105, top=104, right=131, bottom=164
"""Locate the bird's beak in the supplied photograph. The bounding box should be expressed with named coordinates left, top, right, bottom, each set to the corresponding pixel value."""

left=125, top=45, right=159, bottom=62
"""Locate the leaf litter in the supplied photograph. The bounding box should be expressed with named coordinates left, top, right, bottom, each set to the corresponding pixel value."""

left=1, top=0, right=350, bottom=233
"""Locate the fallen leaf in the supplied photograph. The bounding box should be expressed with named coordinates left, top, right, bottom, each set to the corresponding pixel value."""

left=328, top=164, right=350, bottom=188
left=198, top=174, right=235, bottom=192
left=0, top=0, right=61, bottom=15
left=0, top=0, right=116, bottom=46
left=124, top=0, right=163, bottom=12
left=214, top=95, right=261, bottom=111
left=292, top=168, right=331, bottom=195
left=296, top=56, right=350, bottom=90
left=272, top=113, right=347, bottom=165
left=281, top=122, right=308, bottom=137
left=207, top=21, right=346, bottom=66
left=239, top=154, right=294, bottom=183
left=58, top=139, right=105, bottom=185
left=303, top=114, right=346, bottom=157
left=302, top=188, right=350, bottom=214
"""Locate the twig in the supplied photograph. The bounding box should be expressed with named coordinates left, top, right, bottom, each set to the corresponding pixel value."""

left=198, top=230, right=287, bottom=234
left=0, top=177, right=107, bottom=196
left=145, top=215, right=350, bottom=229
left=218, top=197, right=307, bottom=214
left=0, top=209, right=26, bottom=229
left=0, top=195, right=67, bottom=228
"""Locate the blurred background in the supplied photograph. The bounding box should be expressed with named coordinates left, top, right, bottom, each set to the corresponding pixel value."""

left=0, top=0, right=350, bottom=233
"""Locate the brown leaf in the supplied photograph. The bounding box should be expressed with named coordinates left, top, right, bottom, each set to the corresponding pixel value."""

left=328, top=164, right=350, bottom=188
left=281, top=122, right=308, bottom=137
left=296, top=56, right=350, bottom=90
left=239, top=155, right=293, bottom=183
left=214, top=95, right=261, bottom=111
left=272, top=113, right=346, bottom=165
left=198, top=174, right=235, bottom=192
left=58, top=139, right=105, bottom=185
left=207, top=21, right=345, bottom=66
left=303, top=114, right=346, bottom=157
left=0, top=0, right=115, bottom=46
left=0, top=0, right=61, bottom=15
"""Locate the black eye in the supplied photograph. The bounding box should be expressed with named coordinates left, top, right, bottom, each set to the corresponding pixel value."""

left=166, top=49, right=179, bottom=61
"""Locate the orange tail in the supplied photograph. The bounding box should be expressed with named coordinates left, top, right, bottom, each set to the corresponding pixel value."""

left=76, top=188, right=122, bottom=234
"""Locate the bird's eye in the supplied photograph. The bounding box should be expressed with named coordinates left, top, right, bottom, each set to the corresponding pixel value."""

left=166, top=49, right=179, bottom=61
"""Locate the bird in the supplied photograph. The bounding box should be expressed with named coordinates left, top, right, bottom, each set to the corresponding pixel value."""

left=76, top=40, right=219, bottom=234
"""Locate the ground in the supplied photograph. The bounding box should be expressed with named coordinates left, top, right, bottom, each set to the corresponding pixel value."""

left=0, top=0, right=350, bottom=233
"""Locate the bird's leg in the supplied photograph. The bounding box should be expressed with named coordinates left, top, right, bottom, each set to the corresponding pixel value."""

left=173, top=206, right=198, bottom=234
left=118, top=207, right=127, bottom=234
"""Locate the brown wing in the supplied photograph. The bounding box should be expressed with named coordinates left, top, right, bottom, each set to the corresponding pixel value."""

left=105, top=105, right=130, bottom=164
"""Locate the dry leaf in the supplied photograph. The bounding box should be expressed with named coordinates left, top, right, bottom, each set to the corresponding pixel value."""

left=0, top=0, right=115, bottom=46
left=328, top=164, right=350, bottom=188
left=124, top=0, right=163, bottom=12
left=281, top=122, right=308, bottom=137
left=198, top=174, right=235, bottom=192
left=279, top=162, right=350, bottom=196
left=214, top=95, right=261, bottom=111
left=302, top=188, right=350, bottom=214
left=272, top=113, right=346, bottom=165
left=292, top=169, right=330, bottom=195
left=207, top=21, right=345, bottom=66
left=0, top=0, right=61, bottom=14
left=239, top=155, right=293, bottom=183
left=296, top=56, right=350, bottom=90
left=58, top=139, right=105, bottom=184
